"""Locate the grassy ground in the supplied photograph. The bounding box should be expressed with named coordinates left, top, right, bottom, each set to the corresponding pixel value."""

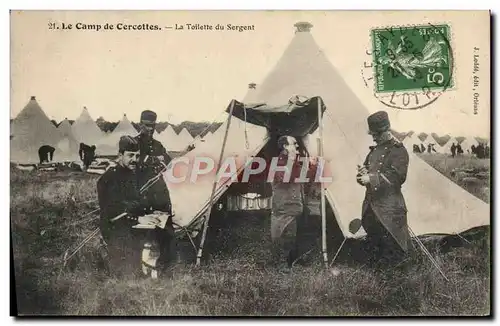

left=10, top=154, right=491, bottom=316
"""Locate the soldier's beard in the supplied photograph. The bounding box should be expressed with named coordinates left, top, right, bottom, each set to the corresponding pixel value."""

left=373, top=131, right=392, bottom=144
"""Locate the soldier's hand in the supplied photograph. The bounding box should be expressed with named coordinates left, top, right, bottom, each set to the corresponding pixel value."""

left=356, top=174, right=370, bottom=186
left=138, top=215, right=161, bottom=225
left=357, top=165, right=368, bottom=175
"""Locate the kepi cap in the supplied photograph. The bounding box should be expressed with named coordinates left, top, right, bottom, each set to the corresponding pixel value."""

left=119, top=135, right=139, bottom=152
left=140, top=110, right=157, bottom=124
left=367, top=111, right=391, bottom=134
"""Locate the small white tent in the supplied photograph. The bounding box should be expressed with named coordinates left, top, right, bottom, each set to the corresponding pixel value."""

left=177, top=128, right=194, bottom=151
left=440, top=136, right=459, bottom=155
left=158, top=125, right=183, bottom=152
left=55, top=118, right=80, bottom=162
left=97, top=114, right=138, bottom=155
left=71, top=107, right=105, bottom=145
left=460, top=136, right=479, bottom=154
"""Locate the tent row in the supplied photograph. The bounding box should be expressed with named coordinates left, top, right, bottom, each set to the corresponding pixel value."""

left=401, top=132, right=489, bottom=155
left=10, top=99, right=205, bottom=163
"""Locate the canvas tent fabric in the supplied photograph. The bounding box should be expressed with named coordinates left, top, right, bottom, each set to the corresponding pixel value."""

left=157, top=125, right=177, bottom=151
left=11, top=96, right=63, bottom=164
left=402, top=133, right=421, bottom=150
left=229, top=96, right=326, bottom=137
left=177, top=128, right=194, bottom=150
left=163, top=23, right=489, bottom=241
left=440, top=136, right=459, bottom=154
left=72, top=107, right=104, bottom=145
left=97, top=114, right=139, bottom=155
left=460, top=137, right=479, bottom=154
left=55, top=118, right=80, bottom=162
left=243, top=82, right=260, bottom=104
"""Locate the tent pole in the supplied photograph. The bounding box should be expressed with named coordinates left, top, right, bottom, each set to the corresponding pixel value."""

left=196, top=100, right=236, bottom=267
left=317, top=98, right=328, bottom=268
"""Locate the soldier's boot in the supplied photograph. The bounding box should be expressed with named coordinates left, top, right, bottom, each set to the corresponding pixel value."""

left=141, top=242, right=160, bottom=279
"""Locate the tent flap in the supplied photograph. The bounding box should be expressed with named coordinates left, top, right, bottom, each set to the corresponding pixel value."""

left=228, top=96, right=326, bottom=137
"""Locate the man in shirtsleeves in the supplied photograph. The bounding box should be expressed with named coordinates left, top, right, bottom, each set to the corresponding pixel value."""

left=356, top=111, right=411, bottom=266
left=270, top=135, right=315, bottom=272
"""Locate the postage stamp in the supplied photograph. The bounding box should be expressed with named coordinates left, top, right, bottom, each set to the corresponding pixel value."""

left=362, top=23, right=454, bottom=110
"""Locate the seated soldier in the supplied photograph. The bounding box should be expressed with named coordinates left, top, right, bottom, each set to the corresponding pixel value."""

left=97, top=136, right=172, bottom=279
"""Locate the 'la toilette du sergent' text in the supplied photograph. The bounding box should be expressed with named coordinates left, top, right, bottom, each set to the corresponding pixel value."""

left=174, top=23, right=255, bottom=32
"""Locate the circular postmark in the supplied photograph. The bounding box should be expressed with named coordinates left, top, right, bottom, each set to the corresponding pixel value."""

left=361, top=23, right=455, bottom=110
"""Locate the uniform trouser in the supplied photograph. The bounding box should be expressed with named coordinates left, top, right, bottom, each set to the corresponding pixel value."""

left=104, top=226, right=176, bottom=278
left=270, top=183, right=306, bottom=266
left=362, top=206, right=406, bottom=265
left=104, top=231, right=144, bottom=278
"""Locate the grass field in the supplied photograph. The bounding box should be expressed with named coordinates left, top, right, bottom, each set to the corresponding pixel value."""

left=10, top=154, right=491, bottom=316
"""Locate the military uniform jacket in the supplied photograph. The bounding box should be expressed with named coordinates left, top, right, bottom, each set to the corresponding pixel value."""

left=360, top=138, right=410, bottom=251
left=135, top=134, right=173, bottom=214
left=97, top=164, right=155, bottom=241
left=135, top=134, right=172, bottom=184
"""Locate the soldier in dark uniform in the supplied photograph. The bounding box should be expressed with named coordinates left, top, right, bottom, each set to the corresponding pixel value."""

left=134, top=110, right=177, bottom=265
left=356, top=111, right=411, bottom=266
left=79, top=142, right=97, bottom=169
left=97, top=136, right=167, bottom=278
left=38, top=145, right=55, bottom=164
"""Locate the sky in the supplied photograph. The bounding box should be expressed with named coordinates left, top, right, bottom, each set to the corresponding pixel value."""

left=10, top=10, right=490, bottom=137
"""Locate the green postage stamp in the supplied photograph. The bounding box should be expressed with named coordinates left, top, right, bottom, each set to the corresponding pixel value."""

left=371, top=24, right=453, bottom=94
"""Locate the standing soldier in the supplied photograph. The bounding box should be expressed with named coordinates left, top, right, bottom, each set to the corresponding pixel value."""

left=97, top=136, right=163, bottom=278
left=79, top=143, right=97, bottom=169
left=269, top=135, right=310, bottom=272
left=135, top=110, right=177, bottom=265
left=356, top=111, right=411, bottom=266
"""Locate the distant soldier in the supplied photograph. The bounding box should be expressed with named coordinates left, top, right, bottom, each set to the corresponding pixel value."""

left=38, top=145, right=55, bottom=164
left=451, top=143, right=457, bottom=157
left=356, top=111, right=410, bottom=266
left=79, top=143, right=97, bottom=169
left=135, top=110, right=177, bottom=263
left=97, top=136, right=173, bottom=278
left=420, top=143, right=425, bottom=153
left=457, top=143, right=463, bottom=155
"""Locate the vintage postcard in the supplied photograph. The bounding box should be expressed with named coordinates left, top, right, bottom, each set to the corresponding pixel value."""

left=10, top=10, right=491, bottom=316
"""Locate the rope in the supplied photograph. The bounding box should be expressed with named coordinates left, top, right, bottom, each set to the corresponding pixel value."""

left=409, top=227, right=449, bottom=282
left=329, top=237, right=347, bottom=267
left=243, top=105, right=249, bottom=149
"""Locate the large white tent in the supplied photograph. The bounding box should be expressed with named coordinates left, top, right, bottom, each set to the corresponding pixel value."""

left=10, top=96, right=63, bottom=163
left=164, top=22, right=489, bottom=244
